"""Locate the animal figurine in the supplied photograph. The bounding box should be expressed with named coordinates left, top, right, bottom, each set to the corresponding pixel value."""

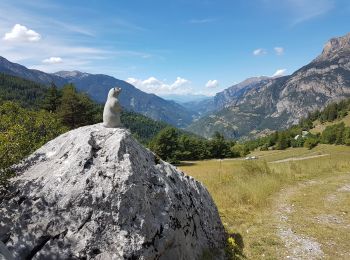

left=103, top=87, right=122, bottom=128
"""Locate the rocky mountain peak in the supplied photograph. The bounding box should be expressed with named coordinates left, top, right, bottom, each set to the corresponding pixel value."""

left=235, top=76, right=270, bottom=87
left=213, top=76, right=273, bottom=111
left=316, top=32, right=350, bottom=61
left=0, top=124, right=225, bottom=259
left=54, top=70, right=89, bottom=79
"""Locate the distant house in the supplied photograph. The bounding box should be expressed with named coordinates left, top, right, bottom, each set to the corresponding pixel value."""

left=294, top=131, right=309, bottom=140
left=302, top=131, right=309, bottom=137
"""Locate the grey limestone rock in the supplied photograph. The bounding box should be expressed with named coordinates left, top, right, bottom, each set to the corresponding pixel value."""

left=0, top=124, right=226, bottom=259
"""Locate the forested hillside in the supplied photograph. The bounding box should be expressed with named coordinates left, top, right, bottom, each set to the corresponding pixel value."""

left=0, top=73, right=47, bottom=108
left=243, top=97, right=350, bottom=152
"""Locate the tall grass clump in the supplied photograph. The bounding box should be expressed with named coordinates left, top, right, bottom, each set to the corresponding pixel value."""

left=232, top=161, right=293, bottom=207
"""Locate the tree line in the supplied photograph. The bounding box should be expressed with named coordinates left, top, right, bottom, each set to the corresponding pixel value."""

left=149, top=128, right=247, bottom=163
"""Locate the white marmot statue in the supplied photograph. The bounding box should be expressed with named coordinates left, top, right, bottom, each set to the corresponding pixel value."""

left=103, top=87, right=123, bottom=128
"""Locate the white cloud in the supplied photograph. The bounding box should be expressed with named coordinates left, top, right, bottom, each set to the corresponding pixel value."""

left=3, top=24, right=41, bottom=42
left=126, top=76, right=192, bottom=95
left=253, top=48, right=267, bottom=56
left=289, top=0, right=334, bottom=25
left=42, top=57, right=63, bottom=64
left=50, top=20, right=95, bottom=37
left=264, top=0, right=334, bottom=26
left=272, top=69, right=287, bottom=77
left=0, top=3, right=154, bottom=75
left=205, top=79, right=219, bottom=88
left=274, top=47, right=284, bottom=55
left=189, top=18, right=216, bottom=24
left=172, top=77, right=190, bottom=88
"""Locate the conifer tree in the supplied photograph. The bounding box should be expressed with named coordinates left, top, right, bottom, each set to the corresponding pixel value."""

left=41, top=82, right=61, bottom=112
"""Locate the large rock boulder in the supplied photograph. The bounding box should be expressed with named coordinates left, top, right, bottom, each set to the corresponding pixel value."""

left=0, top=124, right=226, bottom=259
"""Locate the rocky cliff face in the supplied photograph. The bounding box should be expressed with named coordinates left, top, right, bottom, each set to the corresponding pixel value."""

left=315, top=32, right=350, bottom=62
left=187, top=32, right=350, bottom=139
left=213, top=76, right=273, bottom=110
left=0, top=124, right=225, bottom=259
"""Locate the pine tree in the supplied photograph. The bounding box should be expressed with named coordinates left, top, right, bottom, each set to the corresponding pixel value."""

left=210, top=132, right=231, bottom=158
left=276, top=132, right=288, bottom=150
left=57, top=84, right=81, bottom=128
left=41, top=83, right=61, bottom=112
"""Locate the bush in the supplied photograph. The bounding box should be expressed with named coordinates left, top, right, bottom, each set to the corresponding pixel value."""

left=225, top=234, right=245, bottom=259
left=231, top=144, right=249, bottom=157
left=0, top=102, right=67, bottom=185
left=304, top=137, right=319, bottom=149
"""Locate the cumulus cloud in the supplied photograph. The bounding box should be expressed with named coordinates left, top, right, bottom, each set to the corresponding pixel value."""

left=253, top=48, right=267, bottom=56
left=272, top=69, right=287, bottom=77
left=205, top=80, right=219, bottom=88
left=42, top=57, right=63, bottom=64
left=127, top=76, right=192, bottom=95
left=3, top=24, right=41, bottom=42
left=274, top=47, right=284, bottom=55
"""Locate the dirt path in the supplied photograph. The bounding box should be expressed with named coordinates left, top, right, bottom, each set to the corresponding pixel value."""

left=271, top=154, right=329, bottom=164
left=274, top=181, right=324, bottom=259
left=272, top=174, right=350, bottom=259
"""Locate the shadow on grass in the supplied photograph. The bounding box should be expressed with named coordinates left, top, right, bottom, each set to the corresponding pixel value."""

left=174, top=161, right=197, bottom=167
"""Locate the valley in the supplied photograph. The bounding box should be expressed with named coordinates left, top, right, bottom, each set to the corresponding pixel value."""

left=1, top=32, right=350, bottom=141
left=0, top=2, right=350, bottom=257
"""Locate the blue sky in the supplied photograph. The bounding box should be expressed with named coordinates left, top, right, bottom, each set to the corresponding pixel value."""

left=0, top=0, right=349, bottom=97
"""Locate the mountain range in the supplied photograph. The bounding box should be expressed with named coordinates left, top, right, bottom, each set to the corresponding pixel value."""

left=1, top=32, right=350, bottom=139
left=187, top=32, right=350, bottom=139
left=0, top=57, right=196, bottom=127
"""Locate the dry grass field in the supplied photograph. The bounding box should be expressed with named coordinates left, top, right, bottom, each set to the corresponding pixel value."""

left=178, top=144, right=350, bottom=259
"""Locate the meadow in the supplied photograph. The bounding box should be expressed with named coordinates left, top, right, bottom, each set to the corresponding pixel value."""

left=179, top=144, right=350, bottom=259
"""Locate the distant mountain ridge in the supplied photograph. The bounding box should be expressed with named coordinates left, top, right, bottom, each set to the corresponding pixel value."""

left=187, top=32, right=350, bottom=139
left=53, top=71, right=196, bottom=127
left=181, top=76, right=273, bottom=117
left=0, top=57, right=195, bottom=127
left=0, top=56, right=67, bottom=86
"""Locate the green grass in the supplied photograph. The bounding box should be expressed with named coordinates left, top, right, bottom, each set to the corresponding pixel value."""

left=178, top=145, right=350, bottom=259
